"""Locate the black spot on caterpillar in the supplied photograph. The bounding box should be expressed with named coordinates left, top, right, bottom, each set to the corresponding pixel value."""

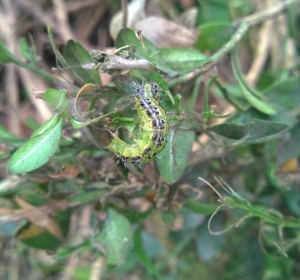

left=108, top=82, right=168, bottom=165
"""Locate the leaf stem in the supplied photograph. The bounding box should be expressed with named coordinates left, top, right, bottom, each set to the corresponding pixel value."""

left=167, top=0, right=298, bottom=88
left=11, top=57, right=55, bottom=85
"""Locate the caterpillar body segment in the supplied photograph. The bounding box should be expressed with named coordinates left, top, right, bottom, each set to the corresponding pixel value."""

left=135, top=97, right=167, bottom=132
left=108, top=81, right=168, bottom=165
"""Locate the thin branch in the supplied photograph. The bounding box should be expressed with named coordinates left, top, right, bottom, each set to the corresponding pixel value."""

left=16, top=0, right=57, bottom=28
left=121, top=0, right=128, bottom=28
left=168, top=0, right=298, bottom=88
left=239, top=0, right=297, bottom=27
left=1, top=0, right=20, bottom=137
left=246, top=20, right=272, bottom=86
left=52, top=0, right=75, bottom=42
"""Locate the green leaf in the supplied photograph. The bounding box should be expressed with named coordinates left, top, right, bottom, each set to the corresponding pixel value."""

left=48, top=26, right=84, bottom=85
left=44, top=89, right=72, bottom=119
left=158, top=48, right=209, bottom=74
left=0, top=39, right=54, bottom=84
left=47, top=26, right=69, bottom=69
left=0, top=123, right=25, bottom=146
left=210, top=120, right=288, bottom=143
left=275, top=124, right=300, bottom=166
left=0, top=180, right=29, bottom=196
left=19, top=38, right=36, bottom=62
left=195, top=22, right=234, bottom=51
left=115, top=28, right=156, bottom=63
left=263, top=77, right=300, bottom=113
left=196, top=222, right=224, bottom=262
left=284, top=189, right=300, bottom=216
left=94, top=208, right=131, bottom=265
left=141, top=230, right=165, bottom=258
left=231, top=48, right=276, bottom=115
left=214, top=82, right=250, bottom=111
left=133, top=228, right=161, bottom=278
left=156, top=130, right=195, bottom=184
left=24, top=117, right=40, bottom=131
left=64, top=40, right=101, bottom=85
left=115, top=28, right=180, bottom=77
left=184, top=201, right=218, bottom=215
left=67, top=190, right=107, bottom=204
left=197, top=1, right=230, bottom=23
left=226, top=108, right=297, bottom=128
left=0, top=40, right=14, bottom=63
left=7, top=114, right=62, bottom=174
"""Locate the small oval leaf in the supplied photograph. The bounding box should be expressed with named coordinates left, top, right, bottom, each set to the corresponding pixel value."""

left=64, top=40, right=101, bottom=85
left=209, top=120, right=287, bottom=143
left=156, top=130, right=194, bottom=184
left=158, top=48, right=209, bottom=74
left=7, top=114, right=63, bottom=174
left=44, top=89, right=72, bottom=119
left=195, top=22, right=234, bottom=51
left=94, top=208, right=132, bottom=265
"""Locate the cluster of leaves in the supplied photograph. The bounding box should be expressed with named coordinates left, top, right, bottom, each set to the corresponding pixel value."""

left=1, top=0, right=300, bottom=279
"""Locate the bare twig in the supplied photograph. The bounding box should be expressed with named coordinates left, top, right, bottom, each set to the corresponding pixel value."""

left=75, top=2, right=107, bottom=43
left=17, top=68, right=53, bottom=122
left=66, top=0, right=100, bottom=12
left=239, top=0, right=297, bottom=26
left=246, top=21, right=272, bottom=86
left=16, top=0, right=57, bottom=29
left=52, top=0, right=75, bottom=42
left=60, top=253, right=79, bottom=280
left=121, top=0, right=128, bottom=28
left=90, top=257, right=106, bottom=280
left=1, top=0, right=20, bottom=136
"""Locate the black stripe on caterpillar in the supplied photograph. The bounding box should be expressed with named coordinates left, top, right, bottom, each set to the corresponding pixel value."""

left=108, top=81, right=168, bottom=165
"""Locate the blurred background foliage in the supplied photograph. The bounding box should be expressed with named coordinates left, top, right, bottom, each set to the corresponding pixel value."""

left=1, top=0, right=300, bottom=279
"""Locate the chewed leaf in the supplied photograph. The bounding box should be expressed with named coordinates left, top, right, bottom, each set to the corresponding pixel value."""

left=7, top=114, right=62, bottom=174
left=209, top=120, right=287, bottom=143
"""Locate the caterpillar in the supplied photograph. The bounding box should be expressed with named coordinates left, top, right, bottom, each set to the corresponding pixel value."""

left=108, top=81, right=168, bottom=165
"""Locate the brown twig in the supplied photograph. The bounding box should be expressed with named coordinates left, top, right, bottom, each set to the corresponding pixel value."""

left=246, top=5, right=272, bottom=86
left=66, top=0, right=100, bottom=12
left=121, top=0, right=128, bottom=28
left=74, top=2, right=107, bottom=43
left=52, top=0, right=75, bottom=42
left=16, top=0, right=57, bottom=29
left=0, top=0, right=20, bottom=137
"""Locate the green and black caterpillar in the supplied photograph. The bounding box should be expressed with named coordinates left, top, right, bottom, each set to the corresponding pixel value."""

left=108, top=82, right=168, bottom=165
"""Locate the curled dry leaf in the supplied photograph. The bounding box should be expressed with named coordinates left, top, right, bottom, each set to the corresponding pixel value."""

left=134, top=17, right=198, bottom=48
left=15, top=196, right=63, bottom=239
left=179, top=7, right=198, bottom=28
left=49, top=165, right=80, bottom=179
